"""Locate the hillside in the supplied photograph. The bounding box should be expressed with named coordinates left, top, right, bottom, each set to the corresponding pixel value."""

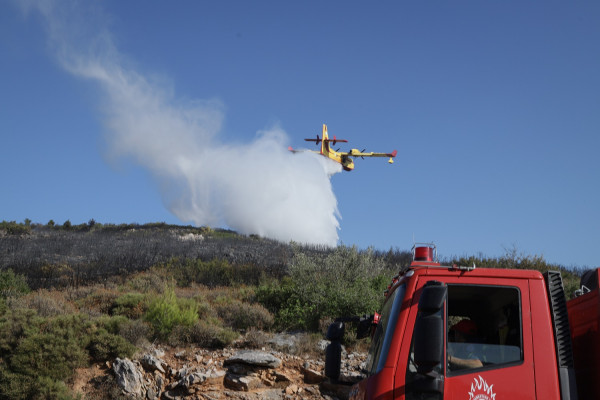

left=0, top=221, right=585, bottom=399
left=0, top=222, right=299, bottom=290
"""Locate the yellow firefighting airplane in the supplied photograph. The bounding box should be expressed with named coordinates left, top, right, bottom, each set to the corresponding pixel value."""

left=289, top=124, right=397, bottom=171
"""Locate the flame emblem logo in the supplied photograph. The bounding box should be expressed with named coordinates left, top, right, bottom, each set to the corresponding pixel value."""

left=469, top=375, right=496, bottom=400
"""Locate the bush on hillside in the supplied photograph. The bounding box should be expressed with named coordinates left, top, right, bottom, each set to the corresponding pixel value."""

left=0, top=221, right=31, bottom=235
left=163, top=258, right=267, bottom=288
left=144, top=287, right=199, bottom=338
left=169, top=319, right=238, bottom=348
left=214, top=299, right=274, bottom=331
left=111, top=292, right=147, bottom=319
left=0, top=367, right=74, bottom=400
left=0, top=269, right=30, bottom=298
left=256, top=246, right=394, bottom=331
left=0, top=309, right=135, bottom=400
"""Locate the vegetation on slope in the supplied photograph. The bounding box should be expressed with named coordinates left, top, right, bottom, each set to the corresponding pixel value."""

left=0, top=219, right=589, bottom=399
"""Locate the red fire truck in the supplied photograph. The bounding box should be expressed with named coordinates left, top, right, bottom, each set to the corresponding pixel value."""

left=325, top=243, right=597, bottom=400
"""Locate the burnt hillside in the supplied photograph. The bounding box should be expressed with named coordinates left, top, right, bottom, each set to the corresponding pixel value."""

left=0, top=223, right=305, bottom=289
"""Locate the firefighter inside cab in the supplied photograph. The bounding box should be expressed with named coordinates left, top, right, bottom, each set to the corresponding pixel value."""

left=447, top=319, right=484, bottom=370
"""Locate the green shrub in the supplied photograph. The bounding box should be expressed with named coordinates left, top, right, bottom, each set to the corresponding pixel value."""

left=29, top=376, right=74, bottom=400
left=0, top=308, right=42, bottom=356
left=145, top=287, right=199, bottom=338
left=256, top=246, right=393, bottom=331
left=87, top=328, right=136, bottom=361
left=0, top=269, right=30, bottom=298
left=215, top=300, right=274, bottom=331
left=119, top=319, right=153, bottom=346
left=112, top=292, right=147, bottom=319
left=94, top=314, right=130, bottom=334
left=0, top=310, right=136, bottom=396
left=126, top=269, right=168, bottom=293
left=75, top=287, right=120, bottom=314
left=0, top=365, right=75, bottom=400
left=0, top=221, right=31, bottom=235
left=164, top=258, right=266, bottom=288
left=171, top=319, right=238, bottom=348
left=19, top=290, right=75, bottom=317
left=10, top=332, right=88, bottom=381
left=167, top=258, right=234, bottom=287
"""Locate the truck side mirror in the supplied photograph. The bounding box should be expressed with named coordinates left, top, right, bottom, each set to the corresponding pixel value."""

left=414, top=281, right=446, bottom=375
left=356, top=314, right=374, bottom=339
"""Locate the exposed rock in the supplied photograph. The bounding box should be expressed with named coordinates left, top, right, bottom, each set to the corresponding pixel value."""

left=151, top=348, right=166, bottom=358
left=285, top=383, right=299, bottom=395
left=302, top=366, right=325, bottom=384
left=112, top=358, right=145, bottom=396
left=140, top=354, right=166, bottom=373
left=179, top=371, right=208, bottom=388
left=224, top=373, right=262, bottom=391
left=317, top=340, right=329, bottom=352
left=320, top=380, right=353, bottom=399
left=224, top=350, right=282, bottom=369
left=267, top=333, right=298, bottom=352
left=273, top=370, right=293, bottom=383
left=92, top=337, right=367, bottom=399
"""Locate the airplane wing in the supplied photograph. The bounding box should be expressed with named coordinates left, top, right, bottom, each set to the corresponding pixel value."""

left=288, top=146, right=319, bottom=155
left=349, top=149, right=397, bottom=158
left=323, top=136, right=348, bottom=146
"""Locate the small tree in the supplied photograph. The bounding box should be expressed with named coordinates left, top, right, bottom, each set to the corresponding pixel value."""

left=145, top=287, right=199, bottom=338
left=0, top=269, right=30, bottom=298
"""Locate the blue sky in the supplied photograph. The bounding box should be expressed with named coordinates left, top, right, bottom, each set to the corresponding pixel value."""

left=1, top=1, right=598, bottom=268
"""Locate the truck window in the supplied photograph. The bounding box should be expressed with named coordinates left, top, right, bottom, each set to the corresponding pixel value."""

left=365, top=283, right=406, bottom=376
left=447, top=285, right=522, bottom=374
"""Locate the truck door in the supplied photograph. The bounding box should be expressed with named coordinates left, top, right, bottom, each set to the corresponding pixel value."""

left=404, top=278, right=536, bottom=400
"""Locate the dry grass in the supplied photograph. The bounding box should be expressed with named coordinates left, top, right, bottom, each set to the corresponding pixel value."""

left=9, top=289, right=77, bottom=317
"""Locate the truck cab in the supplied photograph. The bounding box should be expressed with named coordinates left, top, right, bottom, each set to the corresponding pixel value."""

left=327, top=244, right=577, bottom=400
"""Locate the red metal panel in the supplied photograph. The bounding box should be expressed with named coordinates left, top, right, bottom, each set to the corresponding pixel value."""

left=567, top=272, right=600, bottom=398
left=442, top=274, right=538, bottom=400
left=529, top=274, right=562, bottom=399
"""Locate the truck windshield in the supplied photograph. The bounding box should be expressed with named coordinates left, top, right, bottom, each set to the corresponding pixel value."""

left=365, top=283, right=406, bottom=376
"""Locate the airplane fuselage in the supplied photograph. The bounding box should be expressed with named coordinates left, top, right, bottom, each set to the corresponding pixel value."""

left=319, top=129, right=355, bottom=171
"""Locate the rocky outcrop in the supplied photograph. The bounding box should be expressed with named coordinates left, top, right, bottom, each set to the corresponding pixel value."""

left=106, top=340, right=367, bottom=400
left=112, top=358, right=146, bottom=397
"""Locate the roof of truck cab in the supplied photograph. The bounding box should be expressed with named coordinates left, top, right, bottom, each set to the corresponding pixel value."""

left=408, top=264, right=545, bottom=280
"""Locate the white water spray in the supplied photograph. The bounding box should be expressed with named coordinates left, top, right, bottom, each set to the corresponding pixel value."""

left=21, top=0, right=342, bottom=245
